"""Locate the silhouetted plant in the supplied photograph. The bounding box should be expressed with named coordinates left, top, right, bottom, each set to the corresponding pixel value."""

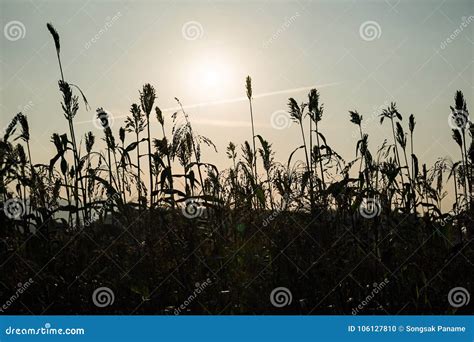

left=47, top=22, right=89, bottom=223
left=125, top=103, right=146, bottom=206
left=245, top=76, right=257, bottom=182
left=140, top=84, right=156, bottom=207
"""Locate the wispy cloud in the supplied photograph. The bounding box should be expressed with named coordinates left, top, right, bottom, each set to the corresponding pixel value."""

left=77, top=81, right=344, bottom=126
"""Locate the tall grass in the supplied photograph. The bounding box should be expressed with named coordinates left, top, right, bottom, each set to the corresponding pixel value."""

left=0, top=24, right=470, bottom=226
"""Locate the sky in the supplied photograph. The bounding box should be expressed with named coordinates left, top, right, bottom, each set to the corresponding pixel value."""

left=0, top=0, right=473, bottom=207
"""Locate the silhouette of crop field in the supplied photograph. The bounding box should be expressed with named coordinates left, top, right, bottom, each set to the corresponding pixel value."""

left=0, top=23, right=472, bottom=315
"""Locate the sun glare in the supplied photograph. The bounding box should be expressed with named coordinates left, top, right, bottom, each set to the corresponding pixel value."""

left=202, top=68, right=219, bottom=87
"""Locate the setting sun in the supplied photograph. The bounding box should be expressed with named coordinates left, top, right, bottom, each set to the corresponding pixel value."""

left=184, top=52, right=236, bottom=100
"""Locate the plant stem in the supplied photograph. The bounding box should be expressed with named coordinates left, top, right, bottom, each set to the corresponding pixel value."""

left=248, top=98, right=258, bottom=183
left=146, top=119, right=153, bottom=208
left=299, top=120, right=313, bottom=212
left=315, top=120, right=326, bottom=192
left=161, top=125, right=175, bottom=208
left=136, top=131, right=141, bottom=207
